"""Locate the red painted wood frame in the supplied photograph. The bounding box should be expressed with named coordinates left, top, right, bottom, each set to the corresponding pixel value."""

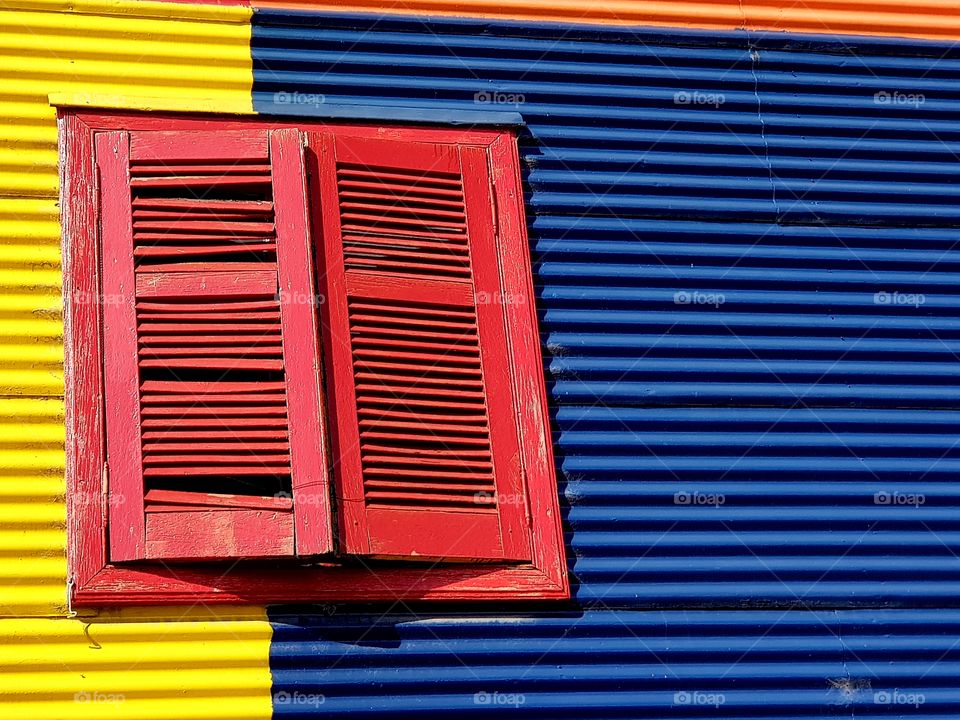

left=61, top=110, right=568, bottom=605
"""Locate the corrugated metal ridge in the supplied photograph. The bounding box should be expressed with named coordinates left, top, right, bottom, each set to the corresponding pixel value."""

left=249, top=0, right=960, bottom=43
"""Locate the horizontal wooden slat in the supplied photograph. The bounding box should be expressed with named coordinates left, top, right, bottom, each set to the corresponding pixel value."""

left=365, top=480, right=495, bottom=492
left=144, top=442, right=290, bottom=454
left=140, top=417, right=288, bottom=428
left=350, top=323, right=477, bottom=342
left=134, top=220, right=275, bottom=234
left=130, top=131, right=269, bottom=162
left=338, top=169, right=463, bottom=190
left=137, top=300, right=280, bottom=314
left=141, top=380, right=287, bottom=393
left=343, top=244, right=470, bottom=263
left=339, top=187, right=466, bottom=208
left=355, top=386, right=486, bottom=404
left=134, top=232, right=276, bottom=243
left=340, top=213, right=466, bottom=234
left=340, top=201, right=467, bottom=222
left=132, top=197, right=273, bottom=213
left=365, top=491, right=495, bottom=506
left=144, top=466, right=290, bottom=477
left=144, top=489, right=293, bottom=511
left=143, top=431, right=288, bottom=443
left=361, top=432, right=491, bottom=447
left=349, top=301, right=475, bottom=321
left=355, top=374, right=484, bottom=391
left=136, top=244, right=279, bottom=258
left=131, top=175, right=271, bottom=189
left=140, top=359, right=284, bottom=371
left=357, top=396, right=487, bottom=412
left=143, top=452, right=291, bottom=465
left=344, top=272, right=471, bottom=305
left=342, top=233, right=469, bottom=254
left=341, top=224, right=469, bottom=244
left=140, top=392, right=286, bottom=404
left=145, top=508, right=293, bottom=560
left=138, top=262, right=279, bottom=274
left=136, top=270, right=277, bottom=297
left=139, top=404, right=288, bottom=417
left=131, top=164, right=271, bottom=177
left=363, top=454, right=493, bottom=470
left=361, top=441, right=491, bottom=455
left=139, top=321, right=281, bottom=333
left=137, top=311, right=279, bottom=323
left=345, top=257, right=472, bottom=278
left=358, top=418, right=489, bottom=432
left=355, top=361, right=483, bottom=378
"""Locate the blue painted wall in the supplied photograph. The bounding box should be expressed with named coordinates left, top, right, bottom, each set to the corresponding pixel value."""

left=270, top=609, right=960, bottom=716
left=253, top=11, right=960, bottom=716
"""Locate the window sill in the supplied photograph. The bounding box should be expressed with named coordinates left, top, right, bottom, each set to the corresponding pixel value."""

left=72, top=561, right=568, bottom=606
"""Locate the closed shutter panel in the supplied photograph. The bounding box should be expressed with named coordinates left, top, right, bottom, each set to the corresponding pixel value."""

left=315, top=132, right=531, bottom=561
left=98, top=127, right=332, bottom=561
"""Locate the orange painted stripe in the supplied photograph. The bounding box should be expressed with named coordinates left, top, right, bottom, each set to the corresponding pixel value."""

left=239, top=0, right=960, bottom=43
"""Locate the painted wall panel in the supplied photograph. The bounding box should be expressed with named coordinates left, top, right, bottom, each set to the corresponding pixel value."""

left=252, top=11, right=960, bottom=608
left=0, top=0, right=253, bottom=618
left=0, top=608, right=273, bottom=720
left=0, top=397, right=65, bottom=616
left=254, top=19, right=960, bottom=718
left=270, top=608, right=960, bottom=717
left=0, top=3, right=274, bottom=720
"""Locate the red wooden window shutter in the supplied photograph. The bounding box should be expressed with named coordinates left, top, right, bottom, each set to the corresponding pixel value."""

left=97, top=127, right=333, bottom=561
left=315, top=131, right=533, bottom=562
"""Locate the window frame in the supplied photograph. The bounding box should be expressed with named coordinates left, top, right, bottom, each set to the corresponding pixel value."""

left=62, top=110, right=568, bottom=606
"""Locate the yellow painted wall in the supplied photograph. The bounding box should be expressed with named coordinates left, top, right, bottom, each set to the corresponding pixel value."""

left=0, top=0, right=253, bottom=618
left=0, top=608, right=273, bottom=720
left=0, top=1, right=273, bottom=718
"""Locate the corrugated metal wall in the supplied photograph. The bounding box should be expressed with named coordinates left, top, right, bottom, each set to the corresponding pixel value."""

left=270, top=608, right=960, bottom=717
left=1, top=608, right=273, bottom=720
left=3, top=0, right=960, bottom=716
left=252, top=10, right=960, bottom=717
left=252, top=9, right=960, bottom=609
left=0, top=0, right=253, bottom=619
left=0, top=3, right=274, bottom=719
